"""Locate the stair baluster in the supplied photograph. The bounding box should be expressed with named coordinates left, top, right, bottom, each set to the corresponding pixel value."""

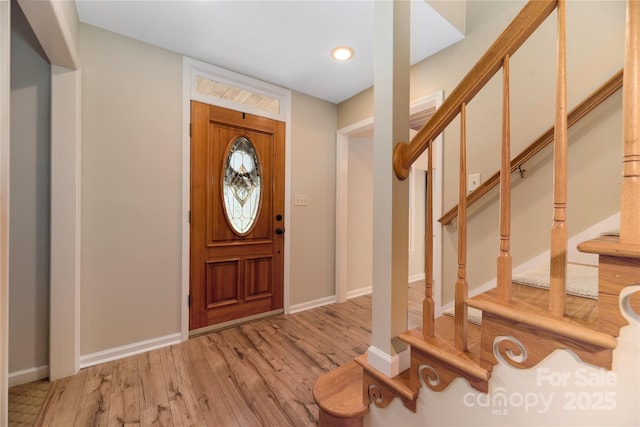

left=423, top=140, right=435, bottom=337
left=497, top=54, right=512, bottom=303
left=549, top=0, right=569, bottom=317
left=455, top=103, right=469, bottom=352
left=621, top=0, right=640, bottom=244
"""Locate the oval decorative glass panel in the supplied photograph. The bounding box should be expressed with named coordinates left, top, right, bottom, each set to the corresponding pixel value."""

left=223, top=137, right=261, bottom=234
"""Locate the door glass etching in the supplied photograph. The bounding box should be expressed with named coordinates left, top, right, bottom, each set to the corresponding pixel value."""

left=223, top=137, right=261, bottom=234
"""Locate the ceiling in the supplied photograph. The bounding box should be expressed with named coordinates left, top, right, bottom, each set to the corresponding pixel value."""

left=75, top=1, right=465, bottom=104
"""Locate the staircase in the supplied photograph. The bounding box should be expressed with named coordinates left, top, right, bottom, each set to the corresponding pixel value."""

left=314, top=1, right=640, bottom=425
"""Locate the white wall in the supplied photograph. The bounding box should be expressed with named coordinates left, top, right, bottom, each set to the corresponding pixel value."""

left=347, top=136, right=373, bottom=294
left=78, top=24, right=339, bottom=356
left=289, top=91, right=338, bottom=305
left=9, top=4, right=51, bottom=376
left=79, top=24, right=183, bottom=355
left=345, top=135, right=426, bottom=294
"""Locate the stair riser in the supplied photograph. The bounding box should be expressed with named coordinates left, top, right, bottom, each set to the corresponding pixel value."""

left=409, top=349, right=489, bottom=394
left=319, top=410, right=364, bottom=427
left=479, top=313, right=613, bottom=371
left=362, top=371, right=417, bottom=413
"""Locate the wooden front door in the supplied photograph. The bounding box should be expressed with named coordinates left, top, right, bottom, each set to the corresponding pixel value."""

left=190, top=101, right=285, bottom=330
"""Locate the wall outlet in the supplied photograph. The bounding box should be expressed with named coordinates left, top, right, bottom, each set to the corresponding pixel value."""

left=468, top=173, right=481, bottom=192
left=294, top=194, right=309, bottom=206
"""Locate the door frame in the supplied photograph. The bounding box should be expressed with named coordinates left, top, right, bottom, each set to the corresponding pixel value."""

left=335, top=91, right=444, bottom=316
left=181, top=57, right=292, bottom=341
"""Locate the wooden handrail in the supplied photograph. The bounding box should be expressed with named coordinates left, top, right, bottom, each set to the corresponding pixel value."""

left=438, top=69, right=624, bottom=225
left=393, top=0, right=558, bottom=180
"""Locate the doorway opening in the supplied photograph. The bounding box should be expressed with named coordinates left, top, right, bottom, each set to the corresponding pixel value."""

left=335, top=91, right=444, bottom=321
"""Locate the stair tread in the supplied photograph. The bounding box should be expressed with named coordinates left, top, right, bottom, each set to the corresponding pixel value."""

left=502, top=282, right=598, bottom=325
left=578, top=235, right=640, bottom=258
left=468, top=286, right=616, bottom=349
left=512, top=262, right=598, bottom=299
left=312, top=360, right=369, bottom=418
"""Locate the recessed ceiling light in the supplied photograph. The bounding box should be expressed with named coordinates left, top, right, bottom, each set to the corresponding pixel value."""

left=331, top=46, right=354, bottom=61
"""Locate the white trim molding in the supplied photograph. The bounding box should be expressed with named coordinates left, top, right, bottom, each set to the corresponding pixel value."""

left=80, top=333, right=181, bottom=369
left=16, top=0, right=79, bottom=69
left=336, top=116, right=374, bottom=303
left=182, top=58, right=292, bottom=340
left=408, top=273, right=426, bottom=284
left=347, top=286, right=372, bottom=300
left=288, top=287, right=372, bottom=314
left=49, top=65, right=82, bottom=381
left=289, top=295, right=337, bottom=314
left=9, top=365, right=49, bottom=387
left=367, top=345, right=411, bottom=378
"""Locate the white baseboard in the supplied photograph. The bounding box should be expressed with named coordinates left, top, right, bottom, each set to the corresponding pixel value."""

left=289, top=288, right=369, bottom=315
left=9, top=365, right=49, bottom=387
left=347, top=286, right=372, bottom=299
left=289, top=295, right=337, bottom=314
left=408, top=273, right=425, bottom=283
left=80, top=333, right=181, bottom=369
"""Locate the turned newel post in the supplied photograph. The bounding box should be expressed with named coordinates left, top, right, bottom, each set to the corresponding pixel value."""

left=620, top=0, right=640, bottom=244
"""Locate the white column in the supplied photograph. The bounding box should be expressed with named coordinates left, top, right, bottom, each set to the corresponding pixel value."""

left=368, top=0, right=411, bottom=378
left=49, top=65, right=81, bottom=380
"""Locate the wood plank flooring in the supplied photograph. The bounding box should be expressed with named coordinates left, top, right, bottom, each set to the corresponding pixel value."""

left=8, top=381, right=51, bottom=426
left=27, top=283, right=425, bottom=427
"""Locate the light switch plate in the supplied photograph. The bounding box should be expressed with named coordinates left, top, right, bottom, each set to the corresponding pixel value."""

left=468, top=173, right=481, bottom=192
left=295, top=194, right=309, bottom=206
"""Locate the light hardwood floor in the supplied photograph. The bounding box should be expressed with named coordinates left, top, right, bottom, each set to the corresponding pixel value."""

left=29, top=282, right=425, bottom=426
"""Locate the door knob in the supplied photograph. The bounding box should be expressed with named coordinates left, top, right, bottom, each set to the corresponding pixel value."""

left=276, top=228, right=285, bottom=235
